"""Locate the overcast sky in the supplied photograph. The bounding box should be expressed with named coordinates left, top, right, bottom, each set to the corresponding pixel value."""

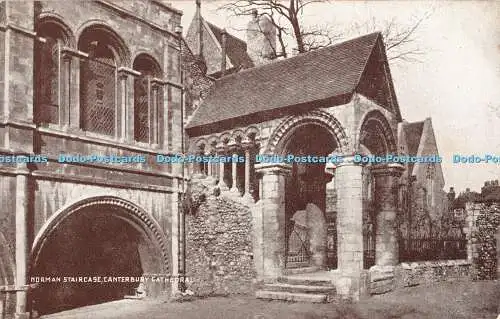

left=171, top=0, right=500, bottom=193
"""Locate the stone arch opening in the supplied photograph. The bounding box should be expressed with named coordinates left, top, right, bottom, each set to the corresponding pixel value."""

left=133, top=53, right=163, bottom=143
left=266, top=110, right=349, bottom=156
left=275, top=122, right=340, bottom=269
left=29, top=197, right=168, bottom=316
left=358, top=110, right=397, bottom=155
left=34, top=17, right=74, bottom=125
left=358, top=110, right=398, bottom=269
left=78, top=24, right=130, bottom=136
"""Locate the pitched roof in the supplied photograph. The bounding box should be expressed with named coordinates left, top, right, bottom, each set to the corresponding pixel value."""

left=205, top=21, right=254, bottom=72
left=185, top=14, right=254, bottom=77
left=403, top=120, right=425, bottom=176
left=404, top=121, right=425, bottom=157
left=186, top=32, right=385, bottom=131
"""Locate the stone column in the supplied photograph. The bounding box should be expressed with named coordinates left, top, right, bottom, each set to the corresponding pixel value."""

left=252, top=163, right=291, bottom=281
left=117, top=67, right=140, bottom=143
left=229, top=144, right=239, bottom=194
left=325, top=160, right=337, bottom=215
left=204, top=147, right=217, bottom=185
left=15, top=163, right=29, bottom=319
left=118, top=71, right=128, bottom=142
left=216, top=144, right=229, bottom=191
left=371, top=163, right=405, bottom=266
left=150, top=83, right=160, bottom=145
left=335, top=155, right=365, bottom=272
left=60, top=52, right=72, bottom=128
left=242, top=139, right=254, bottom=202
left=192, top=146, right=205, bottom=179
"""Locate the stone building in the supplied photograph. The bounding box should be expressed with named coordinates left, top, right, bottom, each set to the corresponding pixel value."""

left=0, top=0, right=455, bottom=317
left=0, top=1, right=185, bottom=317
left=397, top=118, right=448, bottom=239
left=183, top=3, right=452, bottom=301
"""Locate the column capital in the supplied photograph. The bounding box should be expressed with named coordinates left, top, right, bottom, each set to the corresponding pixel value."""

left=371, top=163, right=405, bottom=178
left=226, top=139, right=237, bottom=150
left=215, top=142, right=227, bottom=153
left=255, top=163, right=292, bottom=176
left=334, top=153, right=366, bottom=168
left=241, top=138, right=255, bottom=150
left=61, top=51, right=73, bottom=62
left=117, top=66, right=141, bottom=77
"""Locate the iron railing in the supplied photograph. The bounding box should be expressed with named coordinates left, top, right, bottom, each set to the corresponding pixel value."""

left=399, top=237, right=467, bottom=262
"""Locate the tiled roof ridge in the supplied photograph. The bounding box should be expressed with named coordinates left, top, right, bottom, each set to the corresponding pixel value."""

left=214, top=31, right=381, bottom=83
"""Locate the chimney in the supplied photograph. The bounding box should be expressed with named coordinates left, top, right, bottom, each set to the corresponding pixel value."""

left=246, top=9, right=277, bottom=65
left=221, top=28, right=227, bottom=76
left=195, top=0, right=203, bottom=58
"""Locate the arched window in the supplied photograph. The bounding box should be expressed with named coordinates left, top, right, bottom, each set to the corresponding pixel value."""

left=133, top=54, right=162, bottom=144
left=35, top=23, right=65, bottom=125
left=78, top=26, right=127, bottom=137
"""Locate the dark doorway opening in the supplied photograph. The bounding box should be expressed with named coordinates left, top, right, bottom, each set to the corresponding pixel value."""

left=31, top=205, right=149, bottom=315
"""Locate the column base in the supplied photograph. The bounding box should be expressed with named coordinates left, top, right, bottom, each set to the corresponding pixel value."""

left=368, top=265, right=395, bottom=295
left=333, top=270, right=369, bottom=302
left=229, top=187, right=240, bottom=195
left=242, top=193, right=255, bottom=204
left=203, top=176, right=218, bottom=186
left=218, top=183, right=229, bottom=192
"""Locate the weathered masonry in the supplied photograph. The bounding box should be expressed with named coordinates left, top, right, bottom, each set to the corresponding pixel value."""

left=0, top=1, right=185, bottom=317
left=186, top=32, right=411, bottom=300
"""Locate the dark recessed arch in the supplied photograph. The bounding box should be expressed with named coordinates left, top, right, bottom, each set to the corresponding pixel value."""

left=358, top=110, right=397, bottom=155
left=77, top=23, right=130, bottom=66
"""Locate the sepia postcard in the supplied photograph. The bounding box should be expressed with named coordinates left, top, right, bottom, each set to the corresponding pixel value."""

left=0, top=0, right=498, bottom=318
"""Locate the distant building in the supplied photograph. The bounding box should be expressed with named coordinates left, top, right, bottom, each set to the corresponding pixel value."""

left=397, top=118, right=448, bottom=238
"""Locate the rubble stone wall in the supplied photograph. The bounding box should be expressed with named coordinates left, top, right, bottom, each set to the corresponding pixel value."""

left=467, top=203, right=500, bottom=280
left=185, top=183, right=256, bottom=296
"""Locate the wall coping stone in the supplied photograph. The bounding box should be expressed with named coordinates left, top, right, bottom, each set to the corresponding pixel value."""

left=399, top=259, right=471, bottom=270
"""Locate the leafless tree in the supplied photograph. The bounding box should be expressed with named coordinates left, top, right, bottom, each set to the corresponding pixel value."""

left=219, top=0, right=432, bottom=62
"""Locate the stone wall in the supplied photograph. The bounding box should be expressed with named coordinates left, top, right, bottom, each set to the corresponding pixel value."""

left=185, top=182, right=255, bottom=296
left=468, top=203, right=500, bottom=280
left=395, top=260, right=471, bottom=288
left=368, top=260, right=471, bottom=295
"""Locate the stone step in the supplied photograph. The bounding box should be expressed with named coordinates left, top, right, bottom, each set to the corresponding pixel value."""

left=263, top=283, right=336, bottom=294
left=278, top=276, right=333, bottom=287
left=286, top=261, right=310, bottom=269
left=284, top=266, right=320, bottom=275
left=255, top=290, right=327, bottom=303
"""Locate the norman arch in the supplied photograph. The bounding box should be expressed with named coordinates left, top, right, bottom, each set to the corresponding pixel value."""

left=78, top=24, right=130, bottom=136
left=357, top=110, right=397, bottom=155
left=133, top=53, right=163, bottom=144
left=35, top=16, right=75, bottom=125
left=29, top=196, right=169, bottom=315
left=265, top=110, right=349, bottom=155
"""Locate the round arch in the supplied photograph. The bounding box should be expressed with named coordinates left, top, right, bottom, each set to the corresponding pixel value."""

left=133, top=53, right=163, bottom=77
left=358, top=110, right=397, bottom=155
left=77, top=22, right=131, bottom=66
left=36, top=14, right=76, bottom=47
left=30, top=196, right=169, bottom=273
left=264, top=110, right=349, bottom=155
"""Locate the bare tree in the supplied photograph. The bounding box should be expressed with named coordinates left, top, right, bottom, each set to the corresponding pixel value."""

left=219, top=0, right=432, bottom=63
